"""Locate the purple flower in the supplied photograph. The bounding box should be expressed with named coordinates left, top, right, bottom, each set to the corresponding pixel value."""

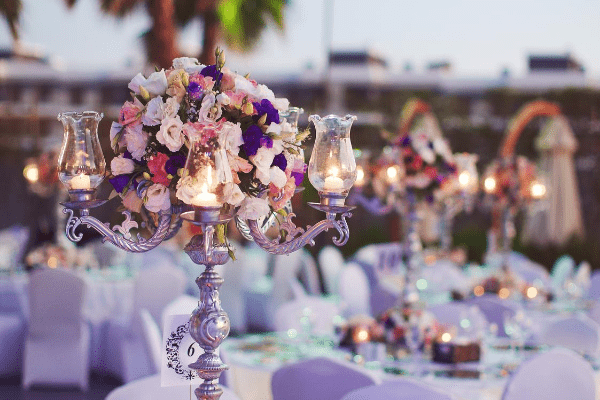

left=109, top=174, right=133, bottom=193
left=253, top=99, right=280, bottom=125
left=187, top=81, right=203, bottom=101
left=271, top=153, right=287, bottom=171
left=242, top=125, right=263, bottom=156
left=400, top=135, right=411, bottom=147
left=124, top=151, right=146, bottom=166
left=260, top=135, right=273, bottom=149
left=165, top=154, right=186, bottom=175
left=291, top=171, right=304, bottom=186
left=200, top=65, right=223, bottom=85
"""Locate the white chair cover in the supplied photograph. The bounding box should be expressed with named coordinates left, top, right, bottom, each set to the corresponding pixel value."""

left=274, top=296, right=340, bottom=335
left=588, top=270, right=600, bottom=299
left=106, top=373, right=240, bottom=400
left=220, top=249, right=251, bottom=334
left=105, top=264, right=186, bottom=382
left=23, top=269, right=90, bottom=390
left=161, top=294, right=198, bottom=329
left=342, top=379, right=453, bottom=400
left=540, top=315, right=600, bottom=357
left=338, top=262, right=371, bottom=318
left=318, top=245, right=345, bottom=295
left=420, top=260, right=468, bottom=294
left=502, top=348, right=595, bottom=400
left=140, top=309, right=162, bottom=375
left=271, top=357, right=379, bottom=400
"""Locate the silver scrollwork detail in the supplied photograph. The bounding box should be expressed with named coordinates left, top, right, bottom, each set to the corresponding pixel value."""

left=64, top=208, right=84, bottom=242
left=62, top=208, right=172, bottom=253
left=245, top=211, right=353, bottom=255
left=111, top=211, right=138, bottom=240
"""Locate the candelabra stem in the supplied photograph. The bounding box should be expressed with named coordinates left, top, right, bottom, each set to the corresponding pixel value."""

left=402, top=200, right=423, bottom=305
left=185, top=233, right=231, bottom=400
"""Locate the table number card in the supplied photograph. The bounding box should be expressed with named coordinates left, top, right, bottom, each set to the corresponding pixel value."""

left=161, top=314, right=203, bottom=387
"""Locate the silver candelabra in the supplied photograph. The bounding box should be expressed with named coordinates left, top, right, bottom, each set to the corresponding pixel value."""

left=57, top=111, right=357, bottom=400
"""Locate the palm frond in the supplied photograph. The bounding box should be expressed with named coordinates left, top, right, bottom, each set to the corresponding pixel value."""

left=0, top=0, right=22, bottom=40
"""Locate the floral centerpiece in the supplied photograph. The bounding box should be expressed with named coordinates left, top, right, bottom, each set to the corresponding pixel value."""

left=393, top=113, right=458, bottom=203
left=108, top=49, right=309, bottom=237
left=482, top=156, right=537, bottom=210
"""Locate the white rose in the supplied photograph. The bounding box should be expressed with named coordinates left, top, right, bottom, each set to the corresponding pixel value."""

left=216, top=92, right=230, bottom=106
left=198, top=93, right=221, bottom=123
left=269, top=166, right=287, bottom=189
left=175, top=176, right=201, bottom=204
left=128, top=70, right=168, bottom=98
left=234, top=75, right=259, bottom=98
left=163, top=97, right=180, bottom=119
left=144, top=183, right=171, bottom=212
left=250, top=147, right=276, bottom=185
left=271, top=97, right=290, bottom=111
left=110, top=155, right=135, bottom=176
left=222, top=182, right=245, bottom=206
left=172, top=57, right=205, bottom=74
left=256, top=84, right=275, bottom=102
left=157, top=115, right=184, bottom=152
left=237, top=197, right=270, bottom=220
left=142, top=96, right=164, bottom=126
left=124, top=124, right=149, bottom=161
left=219, top=122, right=243, bottom=155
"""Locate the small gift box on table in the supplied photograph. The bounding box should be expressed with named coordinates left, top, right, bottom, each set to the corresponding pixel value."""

left=432, top=339, right=481, bottom=364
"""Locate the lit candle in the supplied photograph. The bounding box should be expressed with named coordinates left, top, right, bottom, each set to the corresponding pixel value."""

left=530, top=181, right=546, bottom=199
left=70, top=173, right=91, bottom=190
left=458, top=171, right=470, bottom=188
left=484, top=177, right=496, bottom=193
left=355, top=166, right=365, bottom=187
left=191, top=184, right=220, bottom=207
left=323, top=167, right=344, bottom=191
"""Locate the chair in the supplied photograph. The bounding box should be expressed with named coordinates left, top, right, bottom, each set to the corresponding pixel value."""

left=140, top=309, right=162, bottom=375
left=161, top=294, right=198, bottom=329
left=106, top=373, right=240, bottom=400
left=104, top=264, right=186, bottom=382
left=271, top=357, right=379, bottom=400
left=22, top=269, right=90, bottom=390
left=539, top=315, right=600, bottom=357
left=274, top=296, right=340, bottom=335
left=0, top=282, right=26, bottom=376
left=502, top=348, right=595, bottom=400
left=342, top=379, right=453, bottom=400
left=219, top=250, right=250, bottom=334
left=588, top=270, right=600, bottom=300
left=338, top=262, right=371, bottom=318
left=318, top=245, right=345, bottom=295
left=574, top=261, right=591, bottom=295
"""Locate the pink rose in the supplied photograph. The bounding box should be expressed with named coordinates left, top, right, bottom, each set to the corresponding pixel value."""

left=220, top=68, right=236, bottom=91
left=119, top=98, right=144, bottom=126
left=189, top=73, right=215, bottom=92
left=269, top=177, right=296, bottom=211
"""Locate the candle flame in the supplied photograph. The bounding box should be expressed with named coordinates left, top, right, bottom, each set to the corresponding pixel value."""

left=329, top=167, right=339, bottom=177
left=484, top=177, right=496, bottom=193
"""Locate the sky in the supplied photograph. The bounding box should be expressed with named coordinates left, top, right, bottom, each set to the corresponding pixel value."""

left=1, top=0, right=600, bottom=78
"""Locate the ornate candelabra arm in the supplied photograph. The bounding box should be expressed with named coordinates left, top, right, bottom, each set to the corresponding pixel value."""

left=245, top=210, right=352, bottom=255
left=63, top=208, right=173, bottom=253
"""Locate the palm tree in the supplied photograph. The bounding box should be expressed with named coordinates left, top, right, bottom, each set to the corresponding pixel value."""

left=0, top=0, right=22, bottom=48
left=174, top=0, right=287, bottom=65
left=64, top=0, right=179, bottom=69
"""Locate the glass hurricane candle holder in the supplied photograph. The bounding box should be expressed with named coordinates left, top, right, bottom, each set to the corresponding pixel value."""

left=178, top=135, right=232, bottom=223
left=308, top=114, right=357, bottom=206
left=57, top=111, right=105, bottom=202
